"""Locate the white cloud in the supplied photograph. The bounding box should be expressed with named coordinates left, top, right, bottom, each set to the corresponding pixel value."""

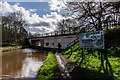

left=49, top=0, right=80, bottom=18
left=29, top=9, right=37, bottom=12
left=27, top=12, right=64, bottom=33
left=26, top=26, right=54, bottom=34
left=43, top=9, right=48, bottom=12
left=49, top=0, right=66, bottom=11
left=43, top=12, right=65, bottom=29
left=16, top=3, right=20, bottom=5
left=0, top=1, right=13, bottom=13
left=43, top=12, right=63, bottom=21
left=0, top=1, right=65, bottom=34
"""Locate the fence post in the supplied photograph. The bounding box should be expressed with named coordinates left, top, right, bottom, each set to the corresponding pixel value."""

left=71, top=47, right=72, bottom=54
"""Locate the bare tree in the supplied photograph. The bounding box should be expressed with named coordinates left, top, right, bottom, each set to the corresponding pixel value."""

left=2, top=11, right=28, bottom=46
left=61, top=1, right=120, bottom=32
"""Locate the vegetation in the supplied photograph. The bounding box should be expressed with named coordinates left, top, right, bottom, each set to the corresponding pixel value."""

left=62, top=43, right=120, bottom=80
left=61, top=28, right=120, bottom=80
left=0, top=46, right=22, bottom=52
left=56, top=2, right=120, bottom=34
left=2, top=11, right=28, bottom=46
left=36, top=51, right=62, bottom=80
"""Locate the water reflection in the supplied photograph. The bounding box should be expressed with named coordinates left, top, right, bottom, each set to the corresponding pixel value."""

left=2, top=48, right=46, bottom=79
left=21, top=57, right=43, bottom=77
left=23, top=48, right=39, bottom=53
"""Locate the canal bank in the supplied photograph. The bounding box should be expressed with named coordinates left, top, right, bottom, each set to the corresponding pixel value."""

left=36, top=51, right=63, bottom=80
left=61, top=42, right=120, bottom=80
left=55, top=52, right=72, bottom=80
left=60, top=28, right=120, bottom=80
left=1, top=46, right=22, bottom=52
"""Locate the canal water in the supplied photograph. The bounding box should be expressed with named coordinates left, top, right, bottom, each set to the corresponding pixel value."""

left=1, top=48, right=47, bottom=80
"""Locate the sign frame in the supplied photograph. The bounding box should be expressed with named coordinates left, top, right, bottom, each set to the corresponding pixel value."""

left=80, top=30, right=105, bottom=49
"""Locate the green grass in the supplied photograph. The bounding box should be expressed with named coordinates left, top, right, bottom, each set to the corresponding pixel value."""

left=104, top=26, right=120, bottom=33
left=62, top=42, right=120, bottom=80
left=36, top=51, right=62, bottom=80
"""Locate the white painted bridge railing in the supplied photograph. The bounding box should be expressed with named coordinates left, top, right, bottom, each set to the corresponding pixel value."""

left=28, top=30, right=80, bottom=38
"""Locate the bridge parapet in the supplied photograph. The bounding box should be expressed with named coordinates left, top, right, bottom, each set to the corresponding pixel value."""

left=28, top=30, right=79, bottom=38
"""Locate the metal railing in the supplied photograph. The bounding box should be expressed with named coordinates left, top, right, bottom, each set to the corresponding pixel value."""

left=67, top=37, right=79, bottom=48
left=28, top=30, right=80, bottom=38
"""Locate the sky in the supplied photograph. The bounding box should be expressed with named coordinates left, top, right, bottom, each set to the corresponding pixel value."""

left=0, top=0, right=51, bottom=2
left=1, top=0, right=117, bottom=34
left=0, top=0, right=66, bottom=34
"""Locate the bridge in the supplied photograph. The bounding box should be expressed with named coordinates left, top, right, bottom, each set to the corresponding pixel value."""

left=27, top=29, right=83, bottom=49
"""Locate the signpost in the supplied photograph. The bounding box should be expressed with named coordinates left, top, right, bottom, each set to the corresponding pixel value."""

left=79, top=31, right=105, bottom=72
left=80, top=30, right=104, bottom=49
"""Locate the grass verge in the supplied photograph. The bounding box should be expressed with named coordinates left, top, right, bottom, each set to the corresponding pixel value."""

left=62, top=42, right=120, bottom=80
left=36, top=51, right=63, bottom=80
left=0, top=46, right=22, bottom=52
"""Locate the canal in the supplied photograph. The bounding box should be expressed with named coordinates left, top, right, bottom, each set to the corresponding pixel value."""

left=1, top=48, right=47, bottom=80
